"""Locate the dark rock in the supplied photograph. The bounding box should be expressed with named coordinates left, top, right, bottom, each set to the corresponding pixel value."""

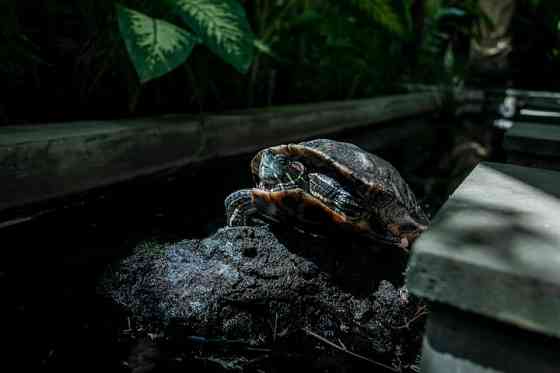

left=100, top=226, right=424, bottom=372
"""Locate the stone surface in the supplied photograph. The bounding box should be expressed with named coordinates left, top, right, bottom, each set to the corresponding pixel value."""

left=517, top=110, right=560, bottom=125
left=100, top=226, right=425, bottom=371
left=420, top=304, right=560, bottom=373
left=407, top=162, right=560, bottom=338
left=503, top=122, right=560, bottom=157
left=422, top=338, right=501, bottom=373
left=505, top=151, right=560, bottom=171
left=0, top=93, right=441, bottom=212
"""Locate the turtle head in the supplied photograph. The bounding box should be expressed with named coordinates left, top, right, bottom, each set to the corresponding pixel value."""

left=254, top=150, right=307, bottom=191
left=384, top=209, right=429, bottom=249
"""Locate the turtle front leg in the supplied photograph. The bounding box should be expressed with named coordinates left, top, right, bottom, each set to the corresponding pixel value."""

left=225, top=189, right=262, bottom=226
left=226, top=188, right=294, bottom=226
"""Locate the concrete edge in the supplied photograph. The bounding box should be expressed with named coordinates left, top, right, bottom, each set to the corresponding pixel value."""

left=421, top=337, right=502, bottom=373
left=406, top=250, right=560, bottom=339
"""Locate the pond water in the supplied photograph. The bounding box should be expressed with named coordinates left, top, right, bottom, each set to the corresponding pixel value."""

left=0, top=115, right=502, bottom=372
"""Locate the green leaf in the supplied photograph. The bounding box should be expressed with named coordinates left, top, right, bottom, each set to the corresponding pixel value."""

left=529, top=0, right=542, bottom=7
left=444, top=45, right=454, bottom=73
left=253, top=39, right=284, bottom=61
left=401, top=0, right=415, bottom=35
left=170, top=0, right=255, bottom=73
left=349, top=0, right=406, bottom=36
left=116, top=4, right=199, bottom=83
left=291, top=9, right=323, bottom=28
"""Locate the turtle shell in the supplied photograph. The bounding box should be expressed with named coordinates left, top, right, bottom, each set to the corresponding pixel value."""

left=248, top=139, right=429, bottom=247
left=253, top=139, right=423, bottom=214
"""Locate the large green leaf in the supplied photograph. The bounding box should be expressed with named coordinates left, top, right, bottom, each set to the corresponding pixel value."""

left=170, top=0, right=255, bottom=73
left=117, top=4, right=199, bottom=83
left=349, top=0, right=406, bottom=36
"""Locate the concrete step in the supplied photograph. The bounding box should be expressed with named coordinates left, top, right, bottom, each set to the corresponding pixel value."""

left=503, top=122, right=560, bottom=169
left=406, top=162, right=560, bottom=372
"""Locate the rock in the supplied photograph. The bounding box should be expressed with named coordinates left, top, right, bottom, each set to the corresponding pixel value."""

left=100, top=226, right=424, bottom=372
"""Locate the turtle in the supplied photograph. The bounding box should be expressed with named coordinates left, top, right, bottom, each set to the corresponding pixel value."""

left=224, top=139, right=429, bottom=249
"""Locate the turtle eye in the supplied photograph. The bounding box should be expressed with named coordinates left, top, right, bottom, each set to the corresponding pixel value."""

left=289, top=161, right=305, bottom=173
left=287, top=161, right=305, bottom=178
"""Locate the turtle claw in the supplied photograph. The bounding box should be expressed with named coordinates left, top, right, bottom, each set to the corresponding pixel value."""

left=225, top=189, right=257, bottom=226
left=226, top=188, right=290, bottom=227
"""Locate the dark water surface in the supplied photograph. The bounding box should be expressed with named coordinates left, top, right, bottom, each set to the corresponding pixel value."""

left=0, top=117, right=497, bottom=371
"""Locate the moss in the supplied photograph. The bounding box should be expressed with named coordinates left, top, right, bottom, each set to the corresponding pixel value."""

left=132, top=240, right=172, bottom=259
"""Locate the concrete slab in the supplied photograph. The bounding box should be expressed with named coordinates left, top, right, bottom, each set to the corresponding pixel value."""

left=407, top=162, right=560, bottom=339
left=420, top=304, right=560, bottom=373
left=422, top=339, right=501, bottom=373
left=505, top=151, right=560, bottom=171
left=503, top=122, right=560, bottom=157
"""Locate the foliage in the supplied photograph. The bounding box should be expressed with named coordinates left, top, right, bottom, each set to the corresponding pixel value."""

left=116, top=0, right=255, bottom=82
left=347, top=0, right=411, bottom=36
left=0, top=0, right=423, bottom=123
left=172, top=0, right=255, bottom=74
left=4, top=0, right=560, bottom=124
left=253, top=0, right=415, bottom=102
left=412, top=0, right=481, bottom=86
left=117, top=5, right=199, bottom=82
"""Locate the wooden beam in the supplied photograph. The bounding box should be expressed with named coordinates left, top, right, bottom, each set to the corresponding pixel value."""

left=0, top=92, right=442, bottom=212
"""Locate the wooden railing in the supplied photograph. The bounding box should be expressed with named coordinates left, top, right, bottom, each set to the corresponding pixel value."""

left=0, top=92, right=442, bottom=214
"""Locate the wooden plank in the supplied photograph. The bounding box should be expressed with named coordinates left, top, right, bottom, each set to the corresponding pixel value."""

left=201, top=93, right=441, bottom=158
left=0, top=92, right=441, bottom=212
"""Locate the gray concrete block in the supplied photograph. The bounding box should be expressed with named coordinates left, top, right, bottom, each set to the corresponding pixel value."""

left=506, top=151, right=560, bottom=171
left=504, top=122, right=560, bottom=157
left=407, top=162, right=560, bottom=338
left=420, top=304, right=560, bottom=373
left=421, top=339, right=501, bottom=373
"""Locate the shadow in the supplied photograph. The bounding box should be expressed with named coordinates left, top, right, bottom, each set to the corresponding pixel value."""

left=432, top=198, right=557, bottom=262
left=487, top=161, right=560, bottom=198
left=418, top=161, right=560, bottom=280
left=273, top=226, right=409, bottom=297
